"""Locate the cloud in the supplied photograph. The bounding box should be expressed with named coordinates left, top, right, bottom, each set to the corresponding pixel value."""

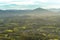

left=10, top=2, right=35, bottom=5
left=35, top=0, right=48, bottom=3
left=0, top=0, right=42, bottom=10
left=0, top=4, right=39, bottom=10
left=0, top=0, right=60, bottom=9
left=42, top=5, right=60, bottom=9
left=48, top=0, right=60, bottom=3
left=0, top=0, right=47, bottom=5
left=0, top=0, right=13, bottom=2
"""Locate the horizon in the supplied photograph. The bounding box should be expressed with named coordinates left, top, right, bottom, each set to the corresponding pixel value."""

left=0, top=7, right=60, bottom=10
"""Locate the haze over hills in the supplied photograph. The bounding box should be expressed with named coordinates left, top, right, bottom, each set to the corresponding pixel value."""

left=48, top=8, right=60, bottom=12
left=27, top=8, right=55, bottom=14
left=0, top=10, right=32, bottom=17
left=0, top=8, right=58, bottom=17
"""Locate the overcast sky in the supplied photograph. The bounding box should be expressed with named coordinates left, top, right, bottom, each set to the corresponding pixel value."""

left=0, top=0, right=60, bottom=10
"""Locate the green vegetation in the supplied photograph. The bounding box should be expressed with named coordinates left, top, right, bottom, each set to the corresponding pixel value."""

left=0, top=15, right=60, bottom=40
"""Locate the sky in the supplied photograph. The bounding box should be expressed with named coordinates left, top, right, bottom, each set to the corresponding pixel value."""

left=0, top=0, right=60, bottom=10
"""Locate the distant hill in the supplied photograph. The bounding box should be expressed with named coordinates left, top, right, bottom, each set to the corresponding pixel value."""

left=0, top=10, right=32, bottom=17
left=34, top=8, right=48, bottom=11
left=26, top=8, right=58, bottom=17
left=48, top=8, right=60, bottom=12
left=0, top=8, right=58, bottom=18
left=29, top=8, right=50, bottom=14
